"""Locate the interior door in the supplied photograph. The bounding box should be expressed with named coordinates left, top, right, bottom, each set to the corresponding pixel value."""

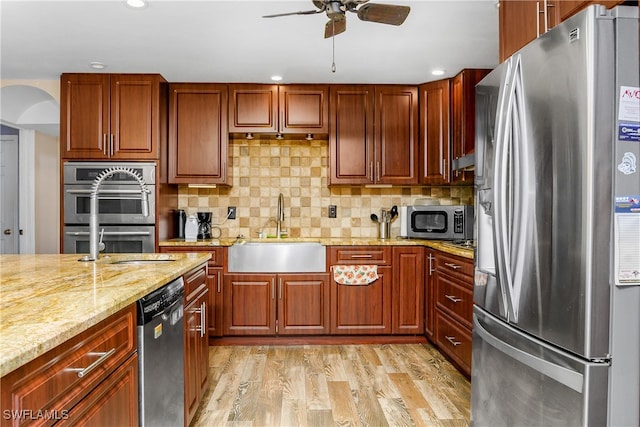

left=0, top=135, right=19, bottom=253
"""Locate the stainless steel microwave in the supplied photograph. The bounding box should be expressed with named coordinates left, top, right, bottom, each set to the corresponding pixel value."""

left=401, top=205, right=473, bottom=240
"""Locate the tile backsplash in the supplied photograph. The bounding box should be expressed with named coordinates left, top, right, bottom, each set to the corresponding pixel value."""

left=177, top=137, right=474, bottom=239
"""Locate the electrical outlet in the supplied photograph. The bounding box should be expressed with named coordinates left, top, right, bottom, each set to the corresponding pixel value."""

left=227, top=206, right=236, bottom=220
left=328, top=205, right=337, bottom=218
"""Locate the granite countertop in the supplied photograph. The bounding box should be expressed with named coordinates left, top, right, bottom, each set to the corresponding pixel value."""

left=160, top=237, right=475, bottom=259
left=0, top=252, right=211, bottom=377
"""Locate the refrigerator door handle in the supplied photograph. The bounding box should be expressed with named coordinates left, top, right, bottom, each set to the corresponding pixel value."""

left=494, top=56, right=519, bottom=322
left=473, top=315, right=584, bottom=393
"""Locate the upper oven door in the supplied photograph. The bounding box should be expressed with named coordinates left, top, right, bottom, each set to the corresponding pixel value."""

left=64, top=184, right=155, bottom=225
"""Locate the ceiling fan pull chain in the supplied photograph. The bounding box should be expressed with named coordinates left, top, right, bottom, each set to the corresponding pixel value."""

left=331, top=20, right=337, bottom=73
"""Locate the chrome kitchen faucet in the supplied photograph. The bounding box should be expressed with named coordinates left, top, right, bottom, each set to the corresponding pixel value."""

left=80, top=167, right=150, bottom=261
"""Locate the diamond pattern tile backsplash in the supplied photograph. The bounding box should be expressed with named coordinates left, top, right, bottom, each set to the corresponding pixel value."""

left=177, top=137, right=474, bottom=239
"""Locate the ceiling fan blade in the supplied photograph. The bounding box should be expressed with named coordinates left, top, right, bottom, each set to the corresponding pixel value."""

left=356, top=3, right=410, bottom=25
left=324, top=16, right=346, bottom=38
left=262, top=9, right=323, bottom=18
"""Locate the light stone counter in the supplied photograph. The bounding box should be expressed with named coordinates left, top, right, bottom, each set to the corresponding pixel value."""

left=160, top=237, right=475, bottom=259
left=0, top=252, right=211, bottom=377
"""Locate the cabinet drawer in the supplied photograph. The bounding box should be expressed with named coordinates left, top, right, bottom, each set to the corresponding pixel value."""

left=184, top=264, right=208, bottom=302
left=435, top=311, right=472, bottom=376
left=434, top=251, right=473, bottom=281
left=0, top=305, right=136, bottom=423
left=329, top=246, right=391, bottom=266
left=435, top=273, right=473, bottom=329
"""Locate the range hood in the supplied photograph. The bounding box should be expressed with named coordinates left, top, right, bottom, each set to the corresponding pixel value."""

left=452, top=153, right=475, bottom=171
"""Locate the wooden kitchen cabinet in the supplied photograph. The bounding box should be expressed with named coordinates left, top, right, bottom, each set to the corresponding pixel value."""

left=223, top=272, right=330, bottom=336
left=558, top=1, right=624, bottom=21
left=451, top=69, right=490, bottom=184
left=432, top=250, right=474, bottom=377
left=0, top=305, right=138, bottom=427
left=392, top=247, right=425, bottom=334
left=168, top=83, right=229, bottom=185
left=228, top=84, right=328, bottom=136
left=329, top=85, right=418, bottom=185
left=183, top=264, right=209, bottom=427
left=419, top=79, right=451, bottom=184
left=499, top=0, right=559, bottom=62
left=160, top=246, right=226, bottom=338
left=60, top=73, right=166, bottom=160
left=328, top=246, right=393, bottom=334
left=278, top=273, right=331, bottom=335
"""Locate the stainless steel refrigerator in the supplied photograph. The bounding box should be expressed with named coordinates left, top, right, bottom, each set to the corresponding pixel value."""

left=472, top=5, right=640, bottom=426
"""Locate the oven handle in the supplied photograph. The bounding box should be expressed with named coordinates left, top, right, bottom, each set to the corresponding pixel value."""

left=65, top=230, right=152, bottom=236
left=65, top=189, right=152, bottom=194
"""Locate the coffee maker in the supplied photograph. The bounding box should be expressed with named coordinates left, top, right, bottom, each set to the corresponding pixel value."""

left=197, top=212, right=212, bottom=239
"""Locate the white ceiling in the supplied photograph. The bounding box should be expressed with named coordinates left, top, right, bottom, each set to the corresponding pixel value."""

left=0, top=0, right=499, bottom=85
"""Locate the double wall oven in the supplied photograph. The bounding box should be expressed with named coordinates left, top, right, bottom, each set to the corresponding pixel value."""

left=63, top=162, right=156, bottom=255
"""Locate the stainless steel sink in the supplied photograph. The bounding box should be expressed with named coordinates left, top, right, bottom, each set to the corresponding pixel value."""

left=110, top=259, right=176, bottom=265
left=227, top=241, right=326, bottom=273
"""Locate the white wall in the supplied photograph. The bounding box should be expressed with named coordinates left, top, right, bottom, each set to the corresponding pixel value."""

left=34, top=132, right=60, bottom=253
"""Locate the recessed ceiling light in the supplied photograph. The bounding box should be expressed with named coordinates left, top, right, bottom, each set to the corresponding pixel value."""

left=271, top=75, right=283, bottom=82
left=125, top=0, right=148, bottom=9
left=90, top=62, right=107, bottom=70
left=432, top=69, right=445, bottom=76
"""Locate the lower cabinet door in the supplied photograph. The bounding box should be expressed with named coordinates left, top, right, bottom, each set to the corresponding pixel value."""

left=60, top=353, right=138, bottom=427
left=277, top=273, right=330, bottom=335
left=223, top=274, right=277, bottom=336
left=185, top=289, right=209, bottom=426
left=330, top=266, right=392, bottom=334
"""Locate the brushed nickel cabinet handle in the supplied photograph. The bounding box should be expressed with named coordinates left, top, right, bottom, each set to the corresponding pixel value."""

left=200, top=301, right=206, bottom=337
left=445, top=294, right=463, bottom=303
left=428, top=254, right=435, bottom=275
left=444, top=262, right=462, bottom=269
left=445, top=336, right=461, bottom=347
left=216, top=273, right=220, bottom=293
left=376, top=161, right=381, bottom=181
left=110, top=134, right=114, bottom=157
left=351, top=254, right=373, bottom=259
left=279, top=278, right=283, bottom=300
left=68, top=348, right=116, bottom=378
left=271, top=278, right=275, bottom=300
left=103, top=134, right=107, bottom=156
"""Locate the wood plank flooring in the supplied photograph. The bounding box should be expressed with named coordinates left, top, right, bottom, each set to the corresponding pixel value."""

left=192, top=343, right=470, bottom=426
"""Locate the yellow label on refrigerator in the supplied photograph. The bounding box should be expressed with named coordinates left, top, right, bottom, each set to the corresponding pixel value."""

left=154, top=323, right=163, bottom=339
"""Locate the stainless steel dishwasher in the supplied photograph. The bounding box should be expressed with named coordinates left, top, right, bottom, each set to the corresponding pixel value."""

left=137, top=277, right=185, bottom=427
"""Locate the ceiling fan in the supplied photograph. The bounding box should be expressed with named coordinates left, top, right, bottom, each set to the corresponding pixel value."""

left=262, top=0, right=411, bottom=38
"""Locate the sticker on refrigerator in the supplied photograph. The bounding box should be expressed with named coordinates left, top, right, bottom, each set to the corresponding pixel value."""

left=615, top=196, right=640, bottom=213
left=618, top=86, right=640, bottom=122
left=617, top=152, right=637, bottom=176
left=154, top=323, right=163, bottom=339
left=619, top=123, right=640, bottom=142
left=615, top=214, right=640, bottom=285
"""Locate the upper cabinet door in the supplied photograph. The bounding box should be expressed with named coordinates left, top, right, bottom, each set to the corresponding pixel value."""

left=60, top=73, right=111, bottom=159
left=451, top=69, right=490, bottom=184
left=228, top=84, right=278, bottom=134
left=168, top=83, right=229, bottom=185
left=60, top=73, right=165, bottom=160
left=278, top=85, right=329, bottom=135
left=375, top=85, right=419, bottom=185
left=419, top=79, right=451, bottom=185
left=328, top=85, right=375, bottom=185
left=499, top=0, right=559, bottom=62
left=110, top=74, right=163, bottom=160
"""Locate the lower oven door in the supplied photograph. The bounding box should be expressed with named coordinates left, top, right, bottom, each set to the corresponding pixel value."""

left=63, top=225, right=155, bottom=254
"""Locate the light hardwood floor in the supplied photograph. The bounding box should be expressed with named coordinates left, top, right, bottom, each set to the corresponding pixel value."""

left=192, top=343, right=471, bottom=426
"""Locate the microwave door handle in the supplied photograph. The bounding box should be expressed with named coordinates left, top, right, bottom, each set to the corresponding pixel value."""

left=65, top=231, right=152, bottom=236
